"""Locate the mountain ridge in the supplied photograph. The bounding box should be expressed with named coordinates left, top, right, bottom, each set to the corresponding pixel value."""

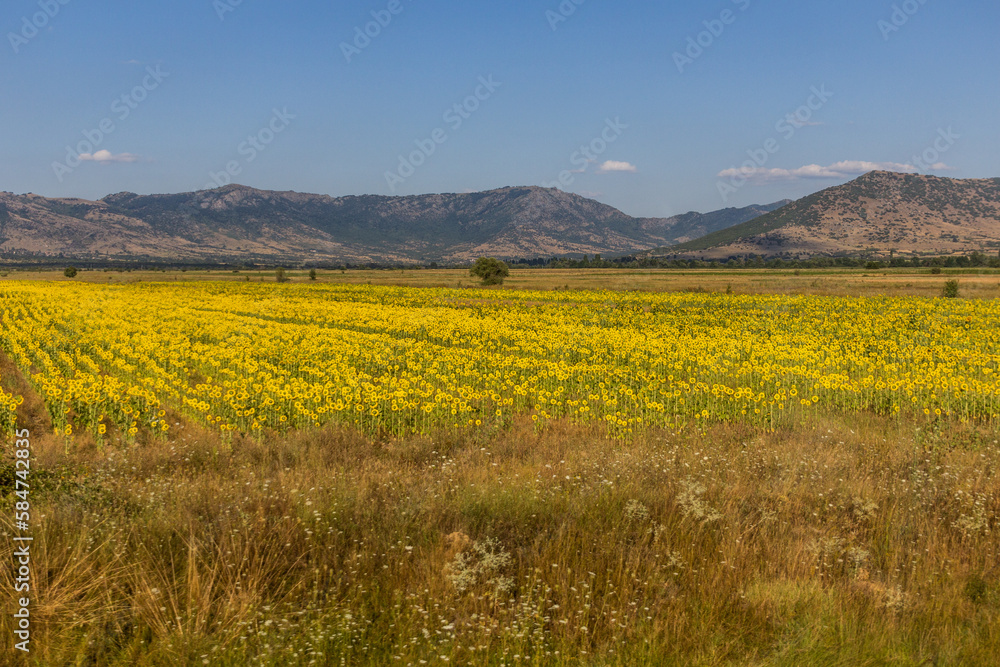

left=658, top=171, right=1000, bottom=259
left=0, top=185, right=787, bottom=264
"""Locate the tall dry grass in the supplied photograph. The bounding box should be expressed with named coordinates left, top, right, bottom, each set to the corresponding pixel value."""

left=1, top=413, right=999, bottom=665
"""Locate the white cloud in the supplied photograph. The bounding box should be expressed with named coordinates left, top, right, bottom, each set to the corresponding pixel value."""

left=78, top=150, right=141, bottom=164
left=596, top=160, right=637, bottom=174
left=717, top=160, right=954, bottom=184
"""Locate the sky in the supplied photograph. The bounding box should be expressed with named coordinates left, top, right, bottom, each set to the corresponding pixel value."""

left=2, top=0, right=998, bottom=218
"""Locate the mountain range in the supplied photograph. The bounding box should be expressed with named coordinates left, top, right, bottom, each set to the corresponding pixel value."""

left=0, top=185, right=786, bottom=264
left=2, top=171, right=998, bottom=265
left=660, top=171, right=1000, bottom=259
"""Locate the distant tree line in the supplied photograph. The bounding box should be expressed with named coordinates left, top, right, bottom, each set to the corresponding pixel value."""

left=5, top=250, right=1000, bottom=275
left=504, top=250, right=1000, bottom=271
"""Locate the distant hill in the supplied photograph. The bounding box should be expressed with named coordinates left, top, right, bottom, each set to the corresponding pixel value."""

left=658, top=171, right=1000, bottom=259
left=0, top=185, right=784, bottom=264
left=638, top=200, right=791, bottom=246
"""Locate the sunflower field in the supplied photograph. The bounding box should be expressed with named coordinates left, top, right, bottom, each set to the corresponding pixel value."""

left=1, top=281, right=998, bottom=441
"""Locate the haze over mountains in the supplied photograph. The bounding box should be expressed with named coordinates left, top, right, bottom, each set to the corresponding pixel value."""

left=662, top=172, right=1000, bottom=259
left=0, top=185, right=785, bottom=264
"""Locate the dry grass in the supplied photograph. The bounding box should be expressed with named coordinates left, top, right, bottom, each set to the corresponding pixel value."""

left=4, top=267, right=1000, bottom=299
left=2, top=412, right=999, bottom=665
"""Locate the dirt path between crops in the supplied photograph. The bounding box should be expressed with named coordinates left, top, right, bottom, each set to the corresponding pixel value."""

left=0, top=350, right=51, bottom=434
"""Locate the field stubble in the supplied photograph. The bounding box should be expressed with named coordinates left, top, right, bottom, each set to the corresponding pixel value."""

left=4, top=267, right=1000, bottom=300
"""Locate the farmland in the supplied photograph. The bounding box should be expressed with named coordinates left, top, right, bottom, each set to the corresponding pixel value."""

left=2, top=279, right=999, bottom=665
left=5, top=266, right=1000, bottom=300
left=2, top=281, right=1000, bottom=440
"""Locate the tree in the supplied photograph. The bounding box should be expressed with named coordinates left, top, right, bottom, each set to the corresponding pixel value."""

left=469, top=257, right=509, bottom=286
left=309, top=268, right=317, bottom=281
left=942, top=280, right=960, bottom=298
left=64, top=266, right=78, bottom=278
left=275, top=267, right=287, bottom=283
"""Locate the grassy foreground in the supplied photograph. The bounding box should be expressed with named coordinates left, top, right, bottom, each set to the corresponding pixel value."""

left=2, top=415, right=999, bottom=665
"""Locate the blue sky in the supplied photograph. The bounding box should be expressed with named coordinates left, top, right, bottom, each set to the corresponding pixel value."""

left=2, top=0, right=997, bottom=217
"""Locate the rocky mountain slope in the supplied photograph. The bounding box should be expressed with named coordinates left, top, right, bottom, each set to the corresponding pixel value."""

left=0, top=185, right=784, bottom=264
left=660, top=172, right=1000, bottom=259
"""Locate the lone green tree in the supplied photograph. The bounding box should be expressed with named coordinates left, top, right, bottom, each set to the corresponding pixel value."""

left=275, top=267, right=287, bottom=283
left=64, top=266, right=78, bottom=278
left=470, top=257, right=509, bottom=286
left=309, top=268, right=317, bottom=281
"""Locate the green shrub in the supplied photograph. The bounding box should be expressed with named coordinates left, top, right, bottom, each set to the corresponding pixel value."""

left=470, top=257, right=510, bottom=286
left=942, top=280, right=959, bottom=298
